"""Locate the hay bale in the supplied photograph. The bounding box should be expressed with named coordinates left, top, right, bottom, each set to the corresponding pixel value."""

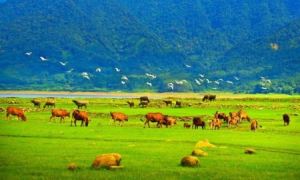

left=181, top=156, right=199, bottom=167
left=92, top=153, right=122, bottom=169
left=191, top=149, right=208, bottom=157
left=67, top=162, right=78, bottom=171
left=245, top=148, right=256, bottom=154
left=195, top=139, right=216, bottom=149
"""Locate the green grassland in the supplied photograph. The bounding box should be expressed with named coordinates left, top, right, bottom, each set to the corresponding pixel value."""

left=0, top=94, right=300, bottom=179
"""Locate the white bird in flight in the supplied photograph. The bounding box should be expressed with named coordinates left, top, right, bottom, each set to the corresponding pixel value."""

left=59, top=61, right=68, bottom=66
left=115, top=68, right=120, bottom=72
left=145, top=73, right=157, bottom=79
left=121, top=81, right=126, bottom=85
left=234, top=76, right=239, bottom=81
left=195, top=79, right=201, bottom=85
left=184, top=64, right=192, bottom=68
left=121, top=75, right=128, bottom=81
left=199, top=74, right=205, bottom=78
left=81, top=72, right=90, bottom=80
left=226, top=81, right=233, bottom=84
left=66, top=68, right=74, bottom=73
left=40, top=56, right=48, bottom=61
left=25, top=52, right=32, bottom=56
left=96, top=67, right=101, bottom=72
left=175, top=80, right=187, bottom=85
left=146, top=82, right=152, bottom=87
left=167, top=83, right=174, bottom=90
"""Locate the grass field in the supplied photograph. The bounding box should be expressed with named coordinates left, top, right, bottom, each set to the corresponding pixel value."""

left=0, top=93, right=300, bottom=179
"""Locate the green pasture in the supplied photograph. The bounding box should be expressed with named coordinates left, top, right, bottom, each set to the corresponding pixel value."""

left=0, top=94, right=300, bottom=179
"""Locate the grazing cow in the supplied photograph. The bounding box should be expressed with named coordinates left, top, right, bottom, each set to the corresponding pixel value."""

left=250, top=120, right=258, bottom=131
left=140, top=96, right=150, bottom=103
left=50, top=109, right=70, bottom=123
left=43, top=100, right=55, bottom=109
left=175, top=101, right=182, bottom=108
left=283, top=114, right=290, bottom=126
left=31, top=99, right=41, bottom=108
left=162, top=116, right=176, bottom=127
left=144, top=112, right=166, bottom=128
left=163, top=100, right=172, bottom=107
left=72, top=100, right=88, bottom=109
left=228, top=116, right=239, bottom=128
left=139, top=101, right=149, bottom=108
left=71, top=110, right=89, bottom=127
left=127, top=101, right=134, bottom=108
left=210, top=118, right=222, bottom=130
left=110, top=112, right=128, bottom=126
left=192, top=117, right=206, bottom=129
left=238, top=109, right=251, bottom=122
left=6, top=107, right=26, bottom=121
left=202, top=95, right=216, bottom=102
left=214, top=111, right=229, bottom=123
left=183, top=123, right=191, bottom=128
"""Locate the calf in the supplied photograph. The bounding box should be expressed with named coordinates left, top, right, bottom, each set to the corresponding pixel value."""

left=6, top=106, right=26, bottom=121
left=183, top=123, right=191, bottom=128
left=283, top=114, right=290, bottom=126
left=250, top=120, right=258, bottom=131
left=127, top=101, right=134, bottom=108
left=162, top=116, right=176, bottom=127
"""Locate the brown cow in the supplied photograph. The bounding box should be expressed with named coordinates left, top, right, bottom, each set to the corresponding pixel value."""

left=43, top=100, right=55, bottom=109
left=238, top=109, right=251, bottom=122
left=162, top=116, right=176, bottom=127
left=183, top=123, right=191, bottom=128
left=72, top=100, right=88, bottom=109
left=210, top=118, right=222, bottom=130
left=228, top=116, right=239, bottom=128
left=144, top=112, right=166, bottom=128
left=283, top=114, right=290, bottom=126
left=110, top=112, right=128, bottom=126
left=202, top=95, right=216, bottom=102
left=31, top=99, right=41, bottom=108
left=163, top=100, right=172, bottom=107
left=250, top=120, right=258, bottom=131
left=215, top=111, right=229, bottom=123
left=71, top=110, right=89, bottom=127
left=140, top=96, right=150, bottom=103
left=175, top=101, right=182, bottom=108
left=139, top=101, right=149, bottom=108
left=6, top=107, right=26, bottom=121
left=192, top=117, right=205, bottom=129
left=127, top=101, right=134, bottom=108
left=50, top=109, right=70, bottom=123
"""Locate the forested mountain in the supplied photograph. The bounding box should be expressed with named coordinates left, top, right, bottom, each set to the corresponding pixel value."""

left=0, top=0, right=299, bottom=93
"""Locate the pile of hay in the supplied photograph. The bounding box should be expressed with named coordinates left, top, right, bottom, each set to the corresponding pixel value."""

left=191, top=149, right=208, bottom=157
left=245, top=148, right=256, bottom=154
left=195, top=139, right=216, bottom=149
left=92, top=153, right=122, bottom=169
left=181, top=156, right=199, bottom=167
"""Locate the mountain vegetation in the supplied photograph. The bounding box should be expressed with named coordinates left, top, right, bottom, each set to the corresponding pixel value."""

left=0, top=0, right=299, bottom=93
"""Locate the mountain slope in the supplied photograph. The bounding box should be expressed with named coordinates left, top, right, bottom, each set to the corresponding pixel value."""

left=0, top=0, right=299, bottom=92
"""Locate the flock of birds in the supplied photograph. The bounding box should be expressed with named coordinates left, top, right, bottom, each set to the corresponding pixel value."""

left=24, top=51, right=272, bottom=90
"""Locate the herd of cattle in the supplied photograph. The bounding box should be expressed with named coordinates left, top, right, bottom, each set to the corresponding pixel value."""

left=3, top=95, right=291, bottom=131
